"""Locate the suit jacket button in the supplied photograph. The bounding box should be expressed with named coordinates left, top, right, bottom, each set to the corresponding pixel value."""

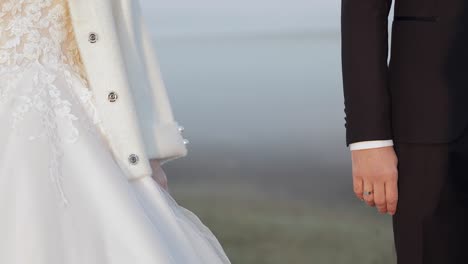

left=108, top=91, right=118, bottom=102
left=88, top=32, right=99, bottom=43
left=128, top=154, right=139, bottom=165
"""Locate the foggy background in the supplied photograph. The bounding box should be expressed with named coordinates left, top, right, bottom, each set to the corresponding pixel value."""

left=141, top=0, right=395, bottom=263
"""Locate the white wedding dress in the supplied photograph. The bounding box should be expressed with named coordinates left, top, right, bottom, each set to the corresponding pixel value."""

left=0, top=0, right=230, bottom=263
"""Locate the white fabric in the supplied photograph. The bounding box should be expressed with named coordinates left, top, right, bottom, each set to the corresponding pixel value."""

left=67, top=0, right=187, bottom=180
left=349, top=140, right=394, bottom=151
left=0, top=1, right=230, bottom=263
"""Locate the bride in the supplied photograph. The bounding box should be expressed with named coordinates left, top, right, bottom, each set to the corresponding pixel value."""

left=0, top=0, right=231, bottom=263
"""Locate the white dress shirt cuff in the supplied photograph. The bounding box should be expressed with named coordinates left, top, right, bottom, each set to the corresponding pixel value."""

left=349, top=140, right=394, bottom=151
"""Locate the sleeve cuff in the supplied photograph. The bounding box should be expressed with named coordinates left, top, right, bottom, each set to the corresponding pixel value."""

left=140, top=122, right=188, bottom=163
left=349, top=140, right=394, bottom=151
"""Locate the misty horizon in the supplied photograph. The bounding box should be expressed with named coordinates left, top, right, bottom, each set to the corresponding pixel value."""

left=141, top=0, right=340, bottom=37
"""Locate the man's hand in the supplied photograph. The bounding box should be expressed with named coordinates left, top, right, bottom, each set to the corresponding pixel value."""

left=351, top=146, right=399, bottom=215
left=150, top=159, right=169, bottom=191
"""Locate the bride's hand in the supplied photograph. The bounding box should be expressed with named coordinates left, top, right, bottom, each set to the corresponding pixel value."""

left=150, top=159, right=169, bottom=191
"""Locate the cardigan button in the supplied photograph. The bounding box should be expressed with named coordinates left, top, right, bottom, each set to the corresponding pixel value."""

left=128, top=154, right=140, bottom=165
left=88, top=32, right=99, bottom=43
left=108, top=91, right=118, bottom=102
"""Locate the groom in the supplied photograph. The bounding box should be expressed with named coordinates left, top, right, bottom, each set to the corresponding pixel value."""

left=342, top=0, right=468, bottom=263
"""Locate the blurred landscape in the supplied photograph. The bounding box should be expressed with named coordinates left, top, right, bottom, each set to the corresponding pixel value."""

left=142, top=1, right=396, bottom=263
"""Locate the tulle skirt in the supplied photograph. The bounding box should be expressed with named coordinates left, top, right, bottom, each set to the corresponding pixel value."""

left=0, top=63, right=230, bottom=264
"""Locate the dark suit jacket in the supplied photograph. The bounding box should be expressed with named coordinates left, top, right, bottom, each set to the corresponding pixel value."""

left=341, top=0, right=468, bottom=146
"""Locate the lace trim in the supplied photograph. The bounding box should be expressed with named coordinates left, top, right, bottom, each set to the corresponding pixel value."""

left=0, top=0, right=99, bottom=206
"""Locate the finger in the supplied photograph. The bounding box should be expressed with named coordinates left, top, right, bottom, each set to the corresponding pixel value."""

left=373, top=182, right=387, bottom=214
left=353, top=177, right=364, bottom=201
left=385, top=180, right=399, bottom=215
left=159, top=176, right=169, bottom=192
left=162, top=180, right=169, bottom=191
left=157, top=178, right=168, bottom=189
left=363, top=181, right=375, bottom=207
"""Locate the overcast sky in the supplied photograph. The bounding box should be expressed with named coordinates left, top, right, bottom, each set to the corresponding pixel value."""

left=140, top=0, right=341, bottom=36
left=141, top=0, right=335, bottom=10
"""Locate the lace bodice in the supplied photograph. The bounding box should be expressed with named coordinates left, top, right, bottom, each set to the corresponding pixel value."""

left=0, top=0, right=100, bottom=206
left=0, top=0, right=87, bottom=80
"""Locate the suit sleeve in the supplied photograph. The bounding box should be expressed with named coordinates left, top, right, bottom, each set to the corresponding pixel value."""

left=139, top=19, right=188, bottom=164
left=131, top=0, right=188, bottom=163
left=341, top=0, right=393, bottom=146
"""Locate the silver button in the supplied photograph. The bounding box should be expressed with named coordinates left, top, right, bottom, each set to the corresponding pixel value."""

left=108, top=91, right=118, bottom=102
left=178, top=126, right=185, bottom=132
left=128, top=154, right=139, bottom=165
left=183, top=139, right=190, bottom=145
left=88, top=32, right=99, bottom=43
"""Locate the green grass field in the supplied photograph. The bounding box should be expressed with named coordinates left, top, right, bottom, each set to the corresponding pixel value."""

left=171, top=183, right=396, bottom=264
